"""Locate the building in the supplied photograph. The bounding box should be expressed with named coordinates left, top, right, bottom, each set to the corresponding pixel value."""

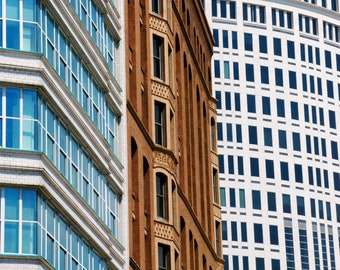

left=0, top=0, right=128, bottom=269
left=126, top=0, right=224, bottom=269
left=205, top=0, right=340, bottom=269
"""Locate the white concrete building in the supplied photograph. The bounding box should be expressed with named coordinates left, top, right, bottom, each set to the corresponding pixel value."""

left=205, top=0, right=340, bottom=269
left=0, top=0, right=128, bottom=269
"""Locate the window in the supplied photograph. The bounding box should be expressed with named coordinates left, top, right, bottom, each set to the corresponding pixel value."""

left=224, top=61, right=230, bottom=79
left=231, top=222, right=237, bottom=241
left=156, top=173, right=168, bottom=219
left=232, top=31, right=238, bottom=49
left=276, top=99, right=285, bottom=117
left=262, top=97, right=271, bottom=115
left=325, top=50, right=332, bottom=68
left=297, top=196, right=305, bottom=215
left=292, top=132, right=301, bottom=151
left=248, top=126, right=258, bottom=145
left=294, top=164, right=303, bottom=183
left=267, top=192, right=276, bottom=211
left=243, top=3, right=265, bottom=23
left=226, top=124, right=232, bottom=142
left=254, top=224, right=263, bottom=243
left=259, top=35, right=267, bottom=53
left=246, top=64, right=254, bottom=82
left=275, top=68, right=283, bottom=86
left=250, top=158, right=259, bottom=177
left=158, top=244, right=170, bottom=270
left=218, top=155, right=225, bottom=174
left=152, top=0, right=162, bottom=15
left=291, top=101, right=299, bottom=120
left=272, top=259, right=280, bottom=270
left=278, top=130, right=287, bottom=149
left=270, top=225, right=279, bottom=245
left=287, top=40, right=295, bottom=59
left=233, top=62, right=239, bottom=79
left=228, top=156, right=234, bottom=175
left=153, top=35, right=164, bottom=80
left=247, top=94, right=256, bottom=113
left=220, top=187, right=226, bottom=207
left=241, top=222, right=247, bottom=242
left=264, top=128, right=273, bottom=147
left=236, top=124, right=242, bottom=143
left=214, top=60, right=220, bottom=78
left=239, top=189, right=245, bottom=208
left=280, top=161, right=289, bottom=181
left=244, top=33, right=253, bottom=51
left=252, top=190, right=261, bottom=210
left=266, top=159, right=275, bottom=179
left=282, top=194, right=291, bottom=213
left=260, top=66, right=269, bottom=84
left=222, top=221, right=228, bottom=240
left=222, top=30, right=228, bottom=48
left=331, top=141, right=338, bottom=159
left=238, top=156, right=244, bottom=176
left=155, top=101, right=166, bottom=146
left=213, top=29, right=219, bottom=47
left=273, top=38, right=282, bottom=56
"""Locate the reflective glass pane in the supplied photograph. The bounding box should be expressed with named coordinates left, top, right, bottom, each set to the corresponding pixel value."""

left=22, top=222, right=37, bottom=254
left=6, top=88, right=20, bottom=117
left=23, top=90, right=37, bottom=119
left=23, top=23, right=37, bottom=52
left=22, top=189, right=37, bottom=220
left=6, top=118, right=20, bottom=148
left=6, top=0, right=19, bottom=19
left=23, top=0, right=36, bottom=21
left=5, top=222, right=19, bottom=253
left=5, top=188, right=19, bottom=219
left=6, top=20, right=19, bottom=49
left=23, top=120, right=37, bottom=150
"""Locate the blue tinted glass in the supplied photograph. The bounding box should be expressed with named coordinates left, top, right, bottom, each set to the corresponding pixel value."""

left=280, top=161, right=289, bottom=180
left=215, top=91, right=221, bottom=109
left=218, top=155, right=224, bottom=173
left=264, top=128, right=272, bottom=146
left=244, top=33, right=253, bottom=51
left=248, top=126, right=257, bottom=144
left=6, top=119, right=19, bottom=148
left=211, top=0, right=217, bottom=16
left=231, top=222, right=237, bottom=241
left=213, top=29, right=218, bottom=47
left=329, top=110, right=336, bottom=128
left=6, top=0, right=19, bottom=19
left=267, top=192, right=276, bottom=211
left=5, top=222, right=19, bottom=252
left=250, top=158, right=259, bottom=177
left=283, top=194, right=291, bottom=213
left=23, top=90, right=37, bottom=119
left=274, top=38, right=281, bottom=56
left=289, top=71, right=297, bottom=89
left=291, top=101, right=299, bottom=120
left=23, top=0, right=36, bottom=21
left=6, top=20, right=19, bottom=49
left=241, top=222, right=247, bottom=242
left=246, top=64, right=254, bottom=82
left=293, top=132, right=301, bottom=151
left=259, top=35, right=267, bottom=53
left=300, top=43, right=305, bottom=61
left=261, top=66, right=269, bottom=84
left=279, top=130, right=287, bottom=148
left=275, top=68, right=283, bottom=86
left=262, top=96, right=270, bottom=115
left=252, top=190, right=261, bottom=209
left=325, top=50, right=332, bottom=68
left=287, top=40, right=295, bottom=59
left=270, top=225, right=279, bottom=244
left=294, top=165, right=303, bottom=184
left=239, top=189, right=245, bottom=207
left=236, top=124, right=242, bottom=143
left=297, top=196, right=305, bottom=215
left=247, top=94, right=256, bottom=113
left=233, top=62, right=239, bottom=80
left=6, top=88, right=20, bottom=117
left=228, top=155, right=234, bottom=174
left=222, top=30, right=228, bottom=48
left=22, top=190, right=37, bottom=220
left=5, top=188, right=19, bottom=219
left=220, top=187, right=226, bottom=206
left=22, top=222, right=37, bottom=254
left=226, top=124, right=232, bottom=142
left=229, top=188, right=236, bottom=206
left=331, top=141, right=338, bottom=159
left=254, top=224, right=263, bottom=243
left=232, top=31, right=238, bottom=49
left=217, top=123, right=223, bottom=141
left=266, top=159, right=274, bottom=178
left=238, top=156, right=244, bottom=175
left=225, top=92, right=231, bottom=110
left=277, top=99, right=285, bottom=117
left=214, top=60, right=220, bottom=78
left=235, top=93, right=240, bottom=111
left=222, top=221, right=228, bottom=240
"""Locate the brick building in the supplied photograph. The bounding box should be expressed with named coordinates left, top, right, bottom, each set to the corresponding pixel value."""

left=126, top=0, right=224, bottom=269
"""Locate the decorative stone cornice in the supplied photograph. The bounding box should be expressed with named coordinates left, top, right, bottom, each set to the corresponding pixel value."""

left=151, top=80, right=176, bottom=109
left=155, top=221, right=180, bottom=249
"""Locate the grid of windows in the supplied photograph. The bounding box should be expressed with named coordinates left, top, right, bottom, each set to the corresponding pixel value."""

left=0, top=188, right=107, bottom=269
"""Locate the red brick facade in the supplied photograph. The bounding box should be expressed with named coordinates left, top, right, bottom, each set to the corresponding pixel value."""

left=126, top=0, right=223, bottom=269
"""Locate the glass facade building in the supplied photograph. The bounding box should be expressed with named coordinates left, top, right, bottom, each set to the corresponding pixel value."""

left=206, top=0, right=340, bottom=269
left=0, top=0, right=127, bottom=269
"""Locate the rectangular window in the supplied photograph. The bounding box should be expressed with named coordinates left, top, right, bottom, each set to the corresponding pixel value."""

left=155, top=101, right=166, bottom=146
left=264, top=127, right=273, bottom=147
left=289, top=71, right=297, bottom=89
left=247, top=94, right=256, bottom=113
left=153, top=35, right=164, bottom=80
left=267, top=192, right=276, bottom=211
left=283, top=194, right=291, bottom=213
left=262, top=96, right=271, bottom=115
left=276, top=99, right=285, bottom=117
left=250, top=158, right=259, bottom=177
left=275, top=68, right=283, bottom=86
left=246, top=64, right=255, bottom=82
left=280, top=161, right=289, bottom=181
left=224, top=61, right=230, bottom=79
left=232, top=31, right=238, bottom=49
left=214, top=60, right=220, bottom=78
left=260, top=66, right=269, bottom=84
left=297, top=196, right=305, bottom=215
left=292, top=132, right=301, bottom=151
left=287, top=40, right=295, bottom=59
left=222, top=30, right=228, bottom=48
left=252, top=190, right=261, bottom=210
left=273, top=38, right=282, bottom=56
left=156, top=173, right=168, bottom=219
left=248, top=126, right=258, bottom=145
left=266, top=159, right=275, bottom=179
left=244, top=33, right=253, bottom=51
left=158, top=244, right=170, bottom=270
left=295, top=164, right=303, bottom=183
left=278, top=130, right=287, bottom=149
left=254, top=224, right=263, bottom=243
left=259, top=35, right=267, bottom=53
left=152, top=0, right=162, bottom=15
left=270, top=225, right=279, bottom=245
